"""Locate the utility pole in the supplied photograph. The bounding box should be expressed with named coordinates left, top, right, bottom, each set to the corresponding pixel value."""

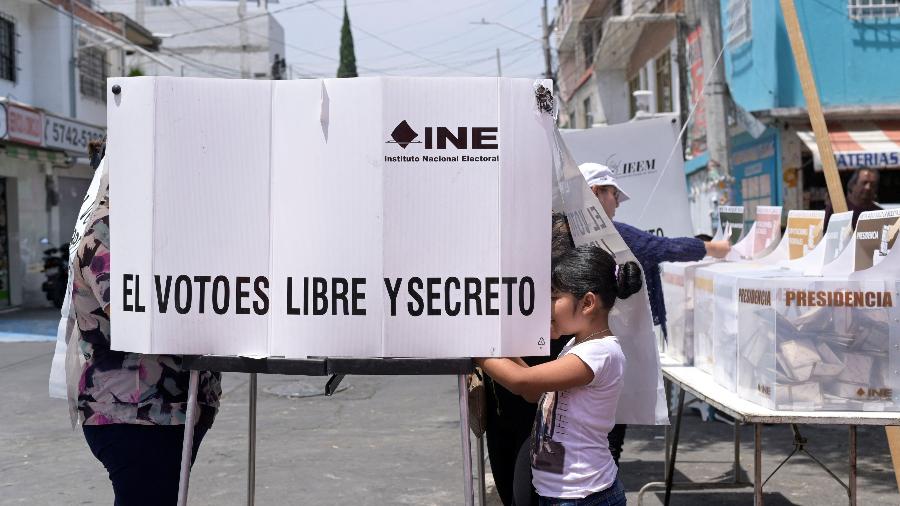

left=689, top=0, right=731, bottom=199
left=69, top=0, right=77, bottom=118
left=495, top=48, right=502, bottom=77
left=238, top=0, right=250, bottom=78
left=541, top=0, right=553, bottom=81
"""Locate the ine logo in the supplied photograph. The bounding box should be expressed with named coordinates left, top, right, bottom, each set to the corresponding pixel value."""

left=387, top=120, right=422, bottom=149
left=386, top=120, right=499, bottom=150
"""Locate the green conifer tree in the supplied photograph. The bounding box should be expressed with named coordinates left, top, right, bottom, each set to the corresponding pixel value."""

left=337, top=1, right=358, bottom=78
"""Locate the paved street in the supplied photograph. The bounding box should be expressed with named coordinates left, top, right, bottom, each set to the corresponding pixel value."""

left=0, top=337, right=897, bottom=505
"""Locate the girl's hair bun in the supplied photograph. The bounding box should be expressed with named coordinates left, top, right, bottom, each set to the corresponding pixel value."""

left=615, top=261, right=642, bottom=300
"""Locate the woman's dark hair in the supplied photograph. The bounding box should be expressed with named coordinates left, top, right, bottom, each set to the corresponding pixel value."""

left=551, top=212, right=575, bottom=261
left=551, top=244, right=642, bottom=309
left=88, top=136, right=106, bottom=170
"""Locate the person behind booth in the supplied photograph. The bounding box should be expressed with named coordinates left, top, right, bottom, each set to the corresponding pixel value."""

left=75, top=139, right=222, bottom=506
left=824, top=168, right=881, bottom=228
left=478, top=245, right=642, bottom=506
left=579, top=162, right=731, bottom=468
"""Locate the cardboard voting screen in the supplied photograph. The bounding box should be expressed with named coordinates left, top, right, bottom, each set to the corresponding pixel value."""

left=561, top=118, right=692, bottom=238
left=728, top=206, right=782, bottom=261
left=713, top=206, right=747, bottom=244
left=754, top=210, right=824, bottom=266
left=822, top=209, right=900, bottom=276
left=108, top=76, right=551, bottom=358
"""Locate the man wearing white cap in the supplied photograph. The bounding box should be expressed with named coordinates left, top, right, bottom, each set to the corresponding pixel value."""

left=579, top=162, right=730, bottom=465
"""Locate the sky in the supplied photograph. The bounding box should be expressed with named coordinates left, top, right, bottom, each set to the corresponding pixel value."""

left=272, top=0, right=549, bottom=79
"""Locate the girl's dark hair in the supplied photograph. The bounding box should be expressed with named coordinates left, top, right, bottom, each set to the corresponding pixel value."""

left=551, top=244, right=642, bottom=309
left=551, top=212, right=575, bottom=261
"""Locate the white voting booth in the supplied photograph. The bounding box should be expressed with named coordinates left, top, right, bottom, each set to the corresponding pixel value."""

left=109, top=76, right=553, bottom=359
left=107, top=76, right=668, bottom=426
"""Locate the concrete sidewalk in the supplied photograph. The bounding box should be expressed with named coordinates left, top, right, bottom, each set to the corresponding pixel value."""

left=2, top=341, right=898, bottom=505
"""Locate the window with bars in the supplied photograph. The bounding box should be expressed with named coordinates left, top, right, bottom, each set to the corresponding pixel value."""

left=79, top=47, right=107, bottom=102
left=726, top=0, right=752, bottom=50
left=848, top=0, right=900, bottom=19
left=0, top=14, right=15, bottom=83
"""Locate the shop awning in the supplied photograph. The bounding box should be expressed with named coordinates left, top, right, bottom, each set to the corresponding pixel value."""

left=797, top=121, right=900, bottom=170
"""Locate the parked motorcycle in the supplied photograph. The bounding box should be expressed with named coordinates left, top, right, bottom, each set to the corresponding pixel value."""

left=41, top=243, right=69, bottom=308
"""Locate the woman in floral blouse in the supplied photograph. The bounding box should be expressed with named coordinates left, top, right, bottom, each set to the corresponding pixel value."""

left=75, top=141, right=222, bottom=505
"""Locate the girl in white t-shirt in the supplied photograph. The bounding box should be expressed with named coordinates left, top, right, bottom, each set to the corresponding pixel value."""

left=477, top=245, right=641, bottom=505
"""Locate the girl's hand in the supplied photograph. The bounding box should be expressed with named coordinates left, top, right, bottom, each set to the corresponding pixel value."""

left=473, top=357, right=487, bottom=368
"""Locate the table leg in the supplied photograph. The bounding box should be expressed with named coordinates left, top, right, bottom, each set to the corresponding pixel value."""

left=663, top=387, right=685, bottom=506
left=248, top=372, right=257, bottom=506
left=734, top=422, right=742, bottom=483
left=849, top=425, right=857, bottom=506
left=458, top=374, right=474, bottom=506
left=476, top=434, right=486, bottom=506
left=754, top=423, right=763, bottom=506
left=177, top=370, right=200, bottom=506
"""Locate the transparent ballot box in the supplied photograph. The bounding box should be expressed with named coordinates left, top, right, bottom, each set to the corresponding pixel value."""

left=661, top=260, right=715, bottom=365
left=693, top=262, right=767, bottom=376
left=736, top=277, right=899, bottom=411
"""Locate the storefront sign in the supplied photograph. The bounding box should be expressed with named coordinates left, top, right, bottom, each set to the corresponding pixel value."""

left=43, top=114, right=105, bottom=154
left=109, top=76, right=551, bottom=359
left=4, top=103, right=43, bottom=146
left=835, top=151, right=900, bottom=169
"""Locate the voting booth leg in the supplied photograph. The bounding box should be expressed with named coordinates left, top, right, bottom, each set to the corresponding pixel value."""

left=663, top=386, right=685, bottom=505
left=734, top=423, right=742, bottom=484
left=754, top=424, right=763, bottom=506
left=248, top=372, right=258, bottom=506
left=177, top=370, right=200, bottom=506
left=457, top=374, right=475, bottom=506
left=849, top=425, right=857, bottom=506
left=476, top=434, right=486, bottom=506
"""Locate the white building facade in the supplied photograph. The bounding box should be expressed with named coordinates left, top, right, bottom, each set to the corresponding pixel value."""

left=0, top=0, right=136, bottom=307
left=116, top=1, right=285, bottom=79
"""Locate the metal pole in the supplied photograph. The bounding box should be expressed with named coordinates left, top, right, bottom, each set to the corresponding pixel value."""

left=238, top=0, right=250, bottom=78
left=734, top=423, right=741, bottom=483
left=754, top=423, right=763, bottom=506
left=849, top=425, right=857, bottom=506
left=495, top=48, right=502, bottom=77
left=68, top=0, right=77, bottom=119
left=663, top=387, right=685, bottom=505
left=177, top=370, right=200, bottom=506
left=476, top=435, right=486, bottom=506
left=248, top=372, right=257, bottom=506
left=541, top=0, right=553, bottom=81
left=457, top=374, right=475, bottom=506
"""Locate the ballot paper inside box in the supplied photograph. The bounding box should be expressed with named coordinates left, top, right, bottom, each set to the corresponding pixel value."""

left=711, top=265, right=786, bottom=392
left=694, top=262, right=770, bottom=376
left=736, top=276, right=900, bottom=411
left=661, top=260, right=715, bottom=365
